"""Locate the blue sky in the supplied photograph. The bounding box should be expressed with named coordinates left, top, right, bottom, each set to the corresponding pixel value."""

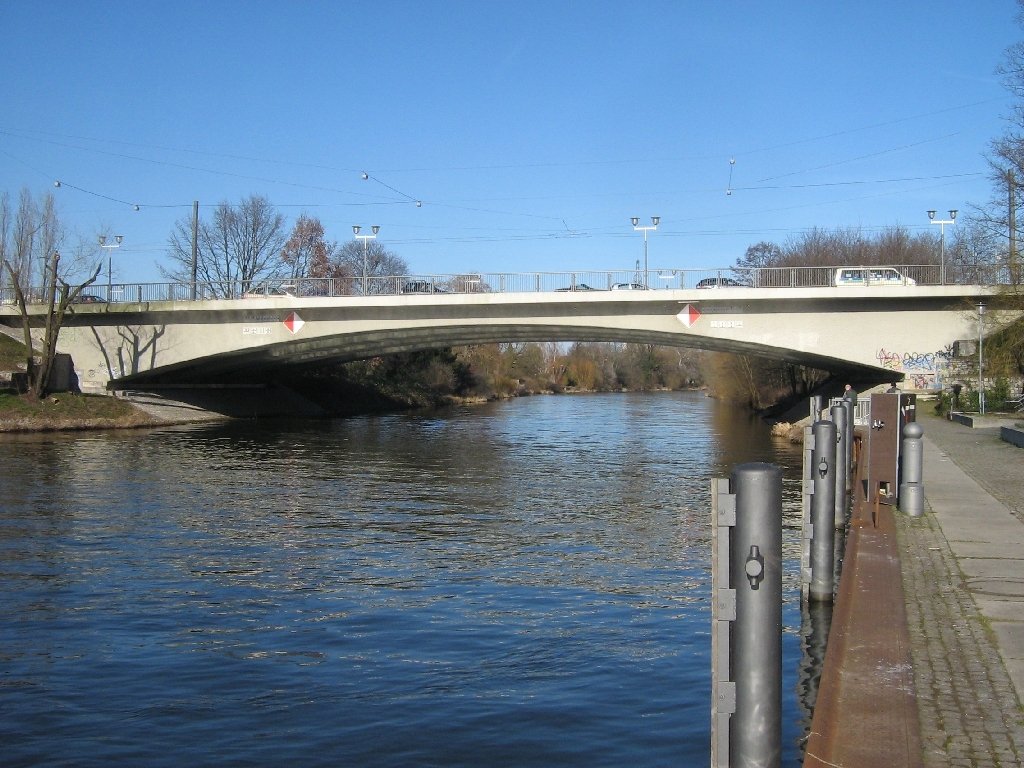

left=2, top=1, right=1020, bottom=283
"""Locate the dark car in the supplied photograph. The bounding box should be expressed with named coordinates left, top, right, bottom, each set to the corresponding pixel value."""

left=401, top=280, right=447, bottom=294
left=555, top=283, right=602, bottom=292
left=695, top=277, right=743, bottom=289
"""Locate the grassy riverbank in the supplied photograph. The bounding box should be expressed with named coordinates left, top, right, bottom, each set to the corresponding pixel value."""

left=0, top=392, right=163, bottom=432
left=0, top=333, right=167, bottom=431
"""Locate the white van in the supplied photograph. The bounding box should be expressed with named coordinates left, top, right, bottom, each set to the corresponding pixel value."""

left=833, top=267, right=916, bottom=287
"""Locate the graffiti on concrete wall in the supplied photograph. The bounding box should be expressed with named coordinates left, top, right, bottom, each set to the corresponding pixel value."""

left=875, top=345, right=954, bottom=389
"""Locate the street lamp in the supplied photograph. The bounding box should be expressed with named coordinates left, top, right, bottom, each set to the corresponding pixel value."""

left=978, top=302, right=986, bottom=416
left=631, top=215, right=660, bottom=288
left=98, top=234, right=123, bottom=301
left=927, top=209, right=957, bottom=285
left=352, top=225, right=380, bottom=295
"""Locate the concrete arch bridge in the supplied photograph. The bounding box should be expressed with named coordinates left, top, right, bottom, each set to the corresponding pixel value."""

left=0, top=274, right=1002, bottom=405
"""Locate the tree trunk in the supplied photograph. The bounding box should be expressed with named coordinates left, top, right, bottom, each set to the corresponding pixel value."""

left=30, top=251, right=61, bottom=398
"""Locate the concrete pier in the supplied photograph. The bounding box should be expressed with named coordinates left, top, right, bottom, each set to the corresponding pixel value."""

left=804, top=411, right=1024, bottom=767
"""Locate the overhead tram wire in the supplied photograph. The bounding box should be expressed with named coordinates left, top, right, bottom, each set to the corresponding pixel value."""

left=731, top=172, right=983, bottom=192
left=4, top=121, right=989, bottom=224
left=2, top=134, right=409, bottom=206
left=754, top=132, right=965, bottom=184
left=3, top=96, right=1001, bottom=186
left=1, top=95, right=1003, bottom=172
left=360, top=171, right=422, bottom=208
left=52, top=179, right=140, bottom=211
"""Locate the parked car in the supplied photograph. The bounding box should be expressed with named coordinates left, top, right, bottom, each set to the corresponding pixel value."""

left=611, top=282, right=647, bottom=291
left=695, top=277, right=742, bottom=289
left=833, top=267, right=916, bottom=287
left=555, top=283, right=602, bottom=292
left=401, top=280, right=447, bottom=294
left=242, top=284, right=296, bottom=298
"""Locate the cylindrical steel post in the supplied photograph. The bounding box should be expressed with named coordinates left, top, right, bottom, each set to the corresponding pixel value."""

left=809, top=421, right=837, bottom=603
left=830, top=403, right=848, bottom=529
left=899, top=422, right=925, bottom=517
left=731, top=462, right=782, bottom=768
left=843, top=402, right=854, bottom=485
left=810, top=395, right=824, bottom=421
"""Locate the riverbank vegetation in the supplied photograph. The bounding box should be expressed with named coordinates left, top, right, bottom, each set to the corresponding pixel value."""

left=284, top=342, right=709, bottom=416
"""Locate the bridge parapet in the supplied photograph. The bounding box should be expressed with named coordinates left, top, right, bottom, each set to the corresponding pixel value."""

left=1, top=263, right=1012, bottom=306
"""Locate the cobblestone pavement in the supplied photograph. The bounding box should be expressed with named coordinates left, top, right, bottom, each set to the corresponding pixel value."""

left=897, top=410, right=1024, bottom=767
left=899, top=513, right=1024, bottom=767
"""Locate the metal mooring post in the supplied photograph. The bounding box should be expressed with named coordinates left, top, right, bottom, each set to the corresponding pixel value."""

left=810, top=394, right=824, bottom=421
left=844, top=403, right=855, bottom=485
left=809, top=421, right=837, bottom=603
left=899, top=422, right=925, bottom=517
left=830, top=402, right=849, bottom=529
left=800, top=425, right=813, bottom=602
left=712, top=463, right=782, bottom=768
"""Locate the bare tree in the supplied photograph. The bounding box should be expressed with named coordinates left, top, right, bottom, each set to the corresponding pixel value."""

left=332, top=239, right=409, bottom=295
left=1, top=188, right=101, bottom=398
left=737, top=241, right=784, bottom=270
left=1, top=189, right=61, bottom=296
left=974, top=2, right=1024, bottom=377
left=164, top=195, right=287, bottom=297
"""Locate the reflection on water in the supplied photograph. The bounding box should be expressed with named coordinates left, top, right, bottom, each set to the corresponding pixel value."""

left=0, top=392, right=807, bottom=767
left=798, top=600, right=834, bottom=741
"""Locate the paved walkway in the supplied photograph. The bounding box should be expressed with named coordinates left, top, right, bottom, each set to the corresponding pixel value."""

left=899, top=411, right=1024, bottom=767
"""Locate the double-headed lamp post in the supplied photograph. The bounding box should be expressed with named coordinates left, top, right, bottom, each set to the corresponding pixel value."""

left=927, top=209, right=957, bottom=285
left=352, top=225, right=380, bottom=294
left=98, top=235, right=123, bottom=301
left=631, top=216, right=660, bottom=288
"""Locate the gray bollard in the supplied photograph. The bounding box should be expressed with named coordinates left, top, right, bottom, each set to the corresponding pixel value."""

left=899, top=422, right=925, bottom=517
left=830, top=403, right=849, bottom=529
left=810, top=395, right=824, bottom=421
left=809, top=421, right=837, bottom=603
left=844, top=404, right=854, bottom=486
left=731, top=462, right=782, bottom=768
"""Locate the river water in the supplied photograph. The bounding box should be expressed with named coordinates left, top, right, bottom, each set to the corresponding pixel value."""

left=0, top=391, right=808, bottom=766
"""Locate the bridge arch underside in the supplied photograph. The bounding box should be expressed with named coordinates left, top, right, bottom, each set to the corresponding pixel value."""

left=112, top=322, right=895, bottom=390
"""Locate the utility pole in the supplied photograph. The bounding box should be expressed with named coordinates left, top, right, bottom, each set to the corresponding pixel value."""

left=191, top=200, right=199, bottom=300
left=1008, top=170, right=1018, bottom=284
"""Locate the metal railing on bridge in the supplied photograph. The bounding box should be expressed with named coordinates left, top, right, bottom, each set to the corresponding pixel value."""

left=1, top=263, right=1012, bottom=306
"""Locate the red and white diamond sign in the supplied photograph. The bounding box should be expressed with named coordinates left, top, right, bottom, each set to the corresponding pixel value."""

left=284, top=312, right=305, bottom=334
left=677, top=303, right=701, bottom=328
